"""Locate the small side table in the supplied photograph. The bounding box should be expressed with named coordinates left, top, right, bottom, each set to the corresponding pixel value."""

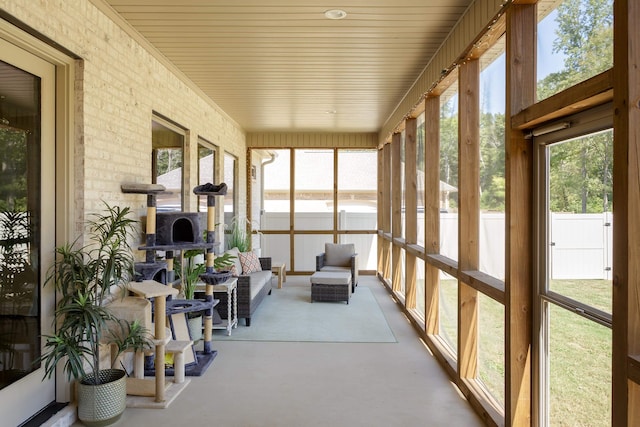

left=272, top=263, right=286, bottom=289
left=210, top=277, right=238, bottom=336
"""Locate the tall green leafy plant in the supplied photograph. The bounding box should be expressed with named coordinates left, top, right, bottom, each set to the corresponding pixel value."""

left=178, top=249, right=206, bottom=300
left=177, top=246, right=236, bottom=300
left=226, top=216, right=252, bottom=252
left=39, top=203, right=152, bottom=384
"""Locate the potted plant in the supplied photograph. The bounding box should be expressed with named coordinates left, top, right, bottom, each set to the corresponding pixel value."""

left=213, top=251, right=236, bottom=275
left=177, top=248, right=206, bottom=301
left=226, top=216, right=252, bottom=252
left=198, top=251, right=237, bottom=286
left=39, top=204, right=153, bottom=426
left=176, top=249, right=236, bottom=338
left=175, top=248, right=206, bottom=339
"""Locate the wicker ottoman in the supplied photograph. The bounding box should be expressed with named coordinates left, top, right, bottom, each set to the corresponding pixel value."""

left=310, top=271, right=352, bottom=304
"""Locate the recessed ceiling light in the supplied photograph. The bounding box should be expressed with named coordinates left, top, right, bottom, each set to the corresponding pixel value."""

left=326, top=109, right=337, bottom=114
left=324, top=9, right=347, bottom=20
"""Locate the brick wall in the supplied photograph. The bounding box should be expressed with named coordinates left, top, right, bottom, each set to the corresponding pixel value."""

left=0, top=0, right=247, bottom=239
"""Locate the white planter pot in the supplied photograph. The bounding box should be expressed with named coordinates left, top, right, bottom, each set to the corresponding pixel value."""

left=187, top=315, right=203, bottom=341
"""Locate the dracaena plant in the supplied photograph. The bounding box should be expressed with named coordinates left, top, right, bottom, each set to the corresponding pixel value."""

left=39, top=203, right=152, bottom=384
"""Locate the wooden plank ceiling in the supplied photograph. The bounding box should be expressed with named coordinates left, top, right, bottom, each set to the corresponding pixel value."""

left=103, top=0, right=473, bottom=133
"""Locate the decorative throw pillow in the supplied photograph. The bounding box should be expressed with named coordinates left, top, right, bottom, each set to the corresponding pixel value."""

left=225, top=247, right=242, bottom=276
left=239, top=251, right=262, bottom=274
left=228, top=264, right=239, bottom=277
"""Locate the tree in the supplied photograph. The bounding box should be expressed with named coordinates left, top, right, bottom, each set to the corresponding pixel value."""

left=549, top=131, right=612, bottom=213
left=538, top=0, right=613, bottom=213
left=479, top=112, right=506, bottom=211
left=439, top=95, right=459, bottom=210
left=0, top=128, right=28, bottom=211
left=539, top=0, right=613, bottom=100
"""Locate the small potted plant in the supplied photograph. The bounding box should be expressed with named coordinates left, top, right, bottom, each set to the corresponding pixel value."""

left=176, top=249, right=236, bottom=338
left=39, top=204, right=153, bottom=426
left=175, top=248, right=206, bottom=339
left=226, top=215, right=252, bottom=252
left=177, top=248, right=207, bottom=301
left=199, top=251, right=237, bottom=285
left=177, top=249, right=236, bottom=298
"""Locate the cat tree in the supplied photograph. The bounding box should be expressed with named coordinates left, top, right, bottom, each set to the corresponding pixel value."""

left=121, top=182, right=228, bottom=376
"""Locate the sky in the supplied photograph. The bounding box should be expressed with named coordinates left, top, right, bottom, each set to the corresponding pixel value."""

left=480, top=9, right=566, bottom=114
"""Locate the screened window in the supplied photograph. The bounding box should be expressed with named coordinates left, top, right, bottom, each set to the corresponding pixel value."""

left=416, top=113, right=426, bottom=248
left=536, top=106, right=613, bottom=426
left=337, top=150, right=377, bottom=231
left=400, top=130, right=406, bottom=239
left=438, top=270, right=458, bottom=355
left=197, top=139, right=216, bottom=212
left=545, top=127, right=613, bottom=316
left=223, top=152, right=237, bottom=237
left=478, top=294, right=505, bottom=408
left=479, top=38, right=506, bottom=281
left=152, top=118, right=184, bottom=211
left=294, top=149, right=333, bottom=231
left=262, top=149, right=291, bottom=230
left=537, top=0, right=613, bottom=101
left=259, top=147, right=376, bottom=273
left=439, top=83, right=459, bottom=262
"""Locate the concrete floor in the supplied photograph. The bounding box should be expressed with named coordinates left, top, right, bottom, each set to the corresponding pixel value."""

left=72, top=276, right=484, bottom=427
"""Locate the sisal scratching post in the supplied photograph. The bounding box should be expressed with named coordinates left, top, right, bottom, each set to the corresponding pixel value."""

left=193, top=183, right=227, bottom=355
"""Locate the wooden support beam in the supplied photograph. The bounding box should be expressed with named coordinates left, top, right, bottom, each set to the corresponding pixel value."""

left=460, top=270, right=506, bottom=305
left=511, top=70, right=613, bottom=130
left=333, top=149, right=338, bottom=242
left=405, top=118, right=418, bottom=244
left=630, top=382, right=640, bottom=425
left=628, top=355, right=640, bottom=386
left=458, top=59, right=480, bottom=381
left=613, top=0, right=640, bottom=425
left=246, top=149, right=253, bottom=230
left=424, top=96, right=441, bottom=335
left=377, top=148, right=384, bottom=274
left=289, top=148, right=295, bottom=271
left=381, top=144, right=392, bottom=279
left=505, top=4, right=536, bottom=426
left=391, top=132, right=403, bottom=292
left=426, top=254, right=459, bottom=278
left=405, top=117, right=418, bottom=309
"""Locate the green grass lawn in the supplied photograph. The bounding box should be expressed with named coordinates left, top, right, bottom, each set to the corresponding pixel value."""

left=416, top=278, right=611, bottom=425
left=548, top=280, right=611, bottom=426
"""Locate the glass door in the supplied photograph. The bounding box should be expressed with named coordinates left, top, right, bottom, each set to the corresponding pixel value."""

left=0, top=38, right=56, bottom=426
left=534, top=106, right=613, bottom=427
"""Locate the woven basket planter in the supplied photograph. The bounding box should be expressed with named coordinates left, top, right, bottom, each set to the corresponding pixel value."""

left=77, top=369, right=126, bottom=427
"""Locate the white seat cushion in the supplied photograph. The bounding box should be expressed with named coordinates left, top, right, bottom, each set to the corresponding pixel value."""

left=249, top=270, right=272, bottom=299
left=320, top=266, right=351, bottom=273
left=310, top=271, right=351, bottom=285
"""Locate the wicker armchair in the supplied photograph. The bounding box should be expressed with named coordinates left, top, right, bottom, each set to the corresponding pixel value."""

left=315, top=243, right=358, bottom=292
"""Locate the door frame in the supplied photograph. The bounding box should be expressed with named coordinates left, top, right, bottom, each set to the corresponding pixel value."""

left=0, top=16, right=76, bottom=423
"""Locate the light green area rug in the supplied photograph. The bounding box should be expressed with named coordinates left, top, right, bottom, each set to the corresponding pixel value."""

left=211, top=284, right=396, bottom=343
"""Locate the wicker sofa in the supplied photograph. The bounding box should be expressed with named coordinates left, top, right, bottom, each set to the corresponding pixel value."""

left=214, top=249, right=272, bottom=326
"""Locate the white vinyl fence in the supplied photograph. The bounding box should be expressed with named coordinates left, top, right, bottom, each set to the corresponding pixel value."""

left=258, top=211, right=613, bottom=280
